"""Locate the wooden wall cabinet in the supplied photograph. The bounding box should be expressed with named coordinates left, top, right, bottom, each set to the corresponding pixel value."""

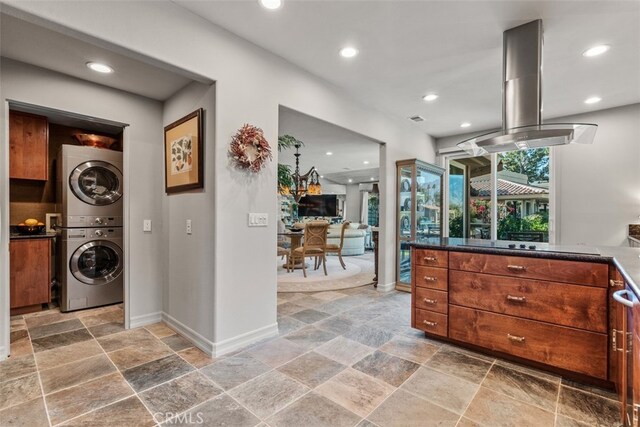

left=9, top=111, right=49, bottom=180
left=10, top=239, right=51, bottom=314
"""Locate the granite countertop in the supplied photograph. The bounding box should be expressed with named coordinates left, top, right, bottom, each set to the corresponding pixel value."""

left=409, top=237, right=640, bottom=297
left=10, top=231, right=57, bottom=240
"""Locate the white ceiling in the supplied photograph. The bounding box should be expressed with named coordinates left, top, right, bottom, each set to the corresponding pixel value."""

left=0, top=13, right=206, bottom=101
left=279, top=107, right=380, bottom=183
left=177, top=0, right=640, bottom=137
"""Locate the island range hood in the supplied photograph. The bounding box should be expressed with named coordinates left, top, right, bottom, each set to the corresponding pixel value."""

left=457, top=20, right=597, bottom=156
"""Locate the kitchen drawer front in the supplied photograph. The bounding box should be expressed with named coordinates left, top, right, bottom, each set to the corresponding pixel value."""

left=449, top=306, right=608, bottom=379
left=449, top=252, right=608, bottom=287
left=415, top=288, right=448, bottom=314
left=414, top=249, right=448, bottom=268
left=415, top=308, right=448, bottom=337
left=449, top=271, right=607, bottom=333
left=414, top=266, right=448, bottom=291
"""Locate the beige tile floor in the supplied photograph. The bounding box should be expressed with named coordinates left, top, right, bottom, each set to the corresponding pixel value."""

left=1, top=287, right=619, bottom=427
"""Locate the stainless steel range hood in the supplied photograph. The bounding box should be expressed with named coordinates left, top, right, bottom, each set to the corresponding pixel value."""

left=457, top=20, right=597, bottom=156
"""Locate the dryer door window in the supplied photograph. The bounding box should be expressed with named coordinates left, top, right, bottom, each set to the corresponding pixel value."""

left=70, top=241, right=123, bottom=285
left=70, top=161, right=123, bottom=206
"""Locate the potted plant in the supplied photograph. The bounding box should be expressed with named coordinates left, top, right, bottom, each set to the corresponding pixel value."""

left=277, top=135, right=301, bottom=194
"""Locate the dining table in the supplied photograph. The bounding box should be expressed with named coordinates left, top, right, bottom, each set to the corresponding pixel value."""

left=277, top=230, right=307, bottom=270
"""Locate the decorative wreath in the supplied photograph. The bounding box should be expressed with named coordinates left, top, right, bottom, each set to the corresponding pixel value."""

left=229, top=124, right=272, bottom=172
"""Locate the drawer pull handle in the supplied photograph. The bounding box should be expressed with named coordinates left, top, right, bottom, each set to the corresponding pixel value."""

left=506, top=295, right=526, bottom=303
left=423, top=320, right=438, bottom=327
left=613, top=289, right=634, bottom=308
left=507, top=265, right=526, bottom=272
left=423, top=298, right=437, bottom=305
left=423, top=256, right=437, bottom=262
left=507, top=333, right=525, bottom=343
left=609, top=279, right=624, bottom=288
left=423, top=276, right=437, bottom=282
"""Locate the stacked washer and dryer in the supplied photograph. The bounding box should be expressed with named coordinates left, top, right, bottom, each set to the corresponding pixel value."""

left=56, top=145, right=124, bottom=312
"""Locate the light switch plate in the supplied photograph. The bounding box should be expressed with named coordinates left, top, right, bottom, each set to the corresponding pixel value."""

left=186, top=219, right=192, bottom=234
left=143, top=219, right=152, bottom=232
left=248, top=213, right=268, bottom=227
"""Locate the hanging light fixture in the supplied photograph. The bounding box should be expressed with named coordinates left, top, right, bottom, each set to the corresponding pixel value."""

left=289, top=141, right=321, bottom=201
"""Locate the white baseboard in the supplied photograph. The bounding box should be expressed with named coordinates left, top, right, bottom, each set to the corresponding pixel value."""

left=212, top=322, right=279, bottom=358
left=376, top=281, right=396, bottom=292
left=129, top=311, right=162, bottom=329
left=0, top=346, right=7, bottom=361
left=162, top=312, right=215, bottom=356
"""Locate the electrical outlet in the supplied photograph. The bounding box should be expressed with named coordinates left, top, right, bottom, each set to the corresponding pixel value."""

left=186, top=219, right=192, bottom=235
left=248, top=213, right=268, bottom=227
left=143, top=219, right=152, bottom=232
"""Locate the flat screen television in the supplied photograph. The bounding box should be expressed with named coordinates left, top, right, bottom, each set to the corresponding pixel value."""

left=297, top=195, right=338, bottom=217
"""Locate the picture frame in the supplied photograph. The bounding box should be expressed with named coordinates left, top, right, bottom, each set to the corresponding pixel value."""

left=164, top=108, right=204, bottom=194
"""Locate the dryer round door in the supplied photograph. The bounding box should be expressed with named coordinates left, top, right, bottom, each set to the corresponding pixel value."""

left=69, top=161, right=123, bottom=206
left=70, top=240, right=123, bottom=285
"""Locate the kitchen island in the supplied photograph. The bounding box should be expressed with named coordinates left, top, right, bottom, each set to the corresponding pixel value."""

left=408, top=238, right=640, bottom=383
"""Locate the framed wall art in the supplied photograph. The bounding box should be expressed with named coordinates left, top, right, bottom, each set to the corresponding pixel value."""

left=164, top=108, right=204, bottom=194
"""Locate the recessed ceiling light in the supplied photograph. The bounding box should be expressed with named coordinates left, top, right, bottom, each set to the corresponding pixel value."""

left=363, top=160, right=369, bottom=165
left=584, top=96, right=602, bottom=104
left=86, top=62, right=113, bottom=74
left=320, top=175, right=324, bottom=179
left=348, top=179, right=353, bottom=183
left=460, top=122, right=471, bottom=128
left=370, top=177, right=375, bottom=181
left=326, top=151, right=333, bottom=156
left=339, top=47, right=359, bottom=58
left=422, top=94, right=438, bottom=102
left=259, top=0, right=282, bottom=10
left=582, top=45, right=610, bottom=57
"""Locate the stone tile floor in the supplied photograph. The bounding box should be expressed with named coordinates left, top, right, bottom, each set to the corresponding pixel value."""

left=1, top=286, right=619, bottom=426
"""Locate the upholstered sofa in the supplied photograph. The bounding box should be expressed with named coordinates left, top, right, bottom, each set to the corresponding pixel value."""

left=292, top=220, right=367, bottom=256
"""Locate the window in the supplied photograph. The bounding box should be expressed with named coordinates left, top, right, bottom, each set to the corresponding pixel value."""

left=445, top=148, right=551, bottom=242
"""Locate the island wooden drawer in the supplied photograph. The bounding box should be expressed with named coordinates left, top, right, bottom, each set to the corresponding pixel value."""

left=414, top=266, right=448, bottom=291
left=415, top=288, right=447, bottom=314
left=449, top=306, right=608, bottom=379
left=414, top=249, right=448, bottom=268
left=449, top=252, right=608, bottom=287
left=415, top=308, right=447, bottom=337
left=449, top=271, right=607, bottom=333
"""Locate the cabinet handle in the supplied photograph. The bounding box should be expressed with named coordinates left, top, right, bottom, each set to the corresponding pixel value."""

left=423, top=320, right=438, bottom=327
left=609, top=279, right=624, bottom=288
left=613, top=289, right=634, bottom=308
left=423, top=256, right=437, bottom=262
left=423, top=298, right=437, bottom=305
left=423, top=276, right=437, bottom=282
left=507, top=333, right=525, bottom=343
left=506, top=295, right=526, bottom=303
left=507, top=265, right=526, bottom=271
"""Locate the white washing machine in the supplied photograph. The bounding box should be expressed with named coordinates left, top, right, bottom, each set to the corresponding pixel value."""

left=58, top=227, right=123, bottom=312
left=57, top=145, right=123, bottom=228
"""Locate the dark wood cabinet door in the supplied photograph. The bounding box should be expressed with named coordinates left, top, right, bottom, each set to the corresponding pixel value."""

left=10, top=239, right=51, bottom=309
left=9, top=111, right=48, bottom=180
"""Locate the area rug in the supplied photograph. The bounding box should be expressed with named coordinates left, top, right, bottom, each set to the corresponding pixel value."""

left=277, top=254, right=375, bottom=292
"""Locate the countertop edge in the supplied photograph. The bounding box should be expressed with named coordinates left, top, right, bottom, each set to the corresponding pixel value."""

left=409, top=240, right=640, bottom=297
left=10, top=233, right=57, bottom=240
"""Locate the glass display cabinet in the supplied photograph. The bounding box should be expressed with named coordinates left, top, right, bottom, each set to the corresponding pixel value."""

left=396, top=159, right=445, bottom=291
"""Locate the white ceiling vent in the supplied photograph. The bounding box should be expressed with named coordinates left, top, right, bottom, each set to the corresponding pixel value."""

left=409, top=115, right=425, bottom=122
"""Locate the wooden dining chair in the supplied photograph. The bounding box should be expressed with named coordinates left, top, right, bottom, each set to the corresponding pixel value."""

left=291, top=221, right=329, bottom=278
left=324, top=221, right=350, bottom=270
left=277, top=246, right=290, bottom=271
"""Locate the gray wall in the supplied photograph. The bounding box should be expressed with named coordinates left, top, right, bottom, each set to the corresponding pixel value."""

left=435, top=103, right=640, bottom=246
left=345, top=184, right=361, bottom=222
left=162, top=82, right=216, bottom=342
